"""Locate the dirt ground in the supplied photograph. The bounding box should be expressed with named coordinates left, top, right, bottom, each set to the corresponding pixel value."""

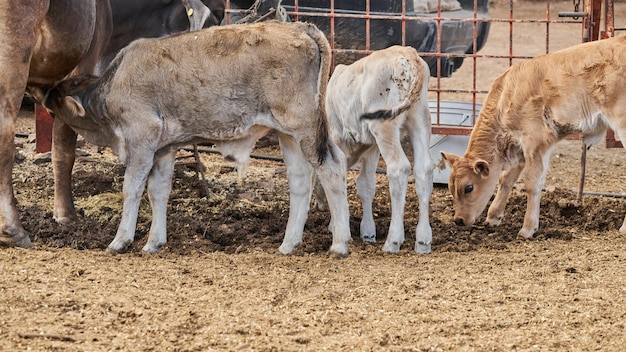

left=2, top=1, right=626, bottom=351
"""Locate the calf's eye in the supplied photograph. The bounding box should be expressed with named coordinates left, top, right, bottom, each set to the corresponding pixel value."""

left=464, top=185, right=473, bottom=194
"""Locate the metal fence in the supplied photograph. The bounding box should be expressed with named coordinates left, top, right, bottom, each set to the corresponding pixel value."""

left=224, top=0, right=622, bottom=145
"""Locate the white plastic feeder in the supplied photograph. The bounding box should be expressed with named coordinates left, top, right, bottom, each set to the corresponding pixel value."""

left=429, top=100, right=481, bottom=184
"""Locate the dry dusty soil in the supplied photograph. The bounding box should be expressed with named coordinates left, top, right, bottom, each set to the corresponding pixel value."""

left=2, top=1, right=626, bottom=351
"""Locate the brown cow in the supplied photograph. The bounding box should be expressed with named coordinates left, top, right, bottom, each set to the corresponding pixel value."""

left=442, top=36, right=626, bottom=239
left=37, top=21, right=352, bottom=256
left=0, top=0, right=111, bottom=248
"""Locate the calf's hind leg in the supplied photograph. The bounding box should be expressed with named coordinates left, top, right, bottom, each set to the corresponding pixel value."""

left=143, top=150, right=177, bottom=253
left=276, top=132, right=315, bottom=255
left=372, top=123, right=411, bottom=253
left=276, top=131, right=351, bottom=256
left=609, top=124, right=626, bottom=234
left=407, top=107, right=434, bottom=254
left=355, top=146, right=380, bottom=243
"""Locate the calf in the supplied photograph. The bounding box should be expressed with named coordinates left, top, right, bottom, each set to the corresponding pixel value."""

left=442, top=36, right=626, bottom=239
left=39, top=21, right=351, bottom=256
left=315, top=45, right=433, bottom=254
left=52, top=0, right=225, bottom=227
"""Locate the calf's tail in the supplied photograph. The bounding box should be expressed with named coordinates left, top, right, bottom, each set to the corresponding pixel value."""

left=303, top=22, right=334, bottom=165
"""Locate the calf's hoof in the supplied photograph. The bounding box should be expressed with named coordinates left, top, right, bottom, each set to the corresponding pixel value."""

left=106, top=240, right=132, bottom=255
left=142, top=242, right=165, bottom=253
left=620, top=225, right=626, bottom=234
left=329, top=242, right=349, bottom=258
left=278, top=242, right=300, bottom=255
left=485, top=216, right=502, bottom=226
left=517, top=228, right=535, bottom=239
left=415, top=241, right=431, bottom=254
left=361, top=233, right=376, bottom=243
left=382, top=240, right=402, bottom=254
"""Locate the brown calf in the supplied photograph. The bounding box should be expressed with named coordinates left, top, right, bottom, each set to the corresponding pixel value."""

left=442, top=36, right=626, bottom=239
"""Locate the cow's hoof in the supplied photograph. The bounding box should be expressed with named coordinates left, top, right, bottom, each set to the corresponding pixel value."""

left=53, top=210, right=78, bottom=225
left=382, top=241, right=402, bottom=253
left=0, top=226, right=33, bottom=248
left=415, top=241, right=431, bottom=254
left=329, top=242, right=349, bottom=258
left=620, top=225, right=626, bottom=234
left=14, top=234, right=34, bottom=249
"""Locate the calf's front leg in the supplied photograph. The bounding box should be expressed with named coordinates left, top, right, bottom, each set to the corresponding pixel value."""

left=107, top=152, right=154, bottom=254
left=486, top=162, right=524, bottom=226
left=518, top=153, right=550, bottom=239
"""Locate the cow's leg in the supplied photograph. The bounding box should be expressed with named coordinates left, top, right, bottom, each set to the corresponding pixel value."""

left=0, top=94, right=32, bottom=248
left=355, top=146, right=379, bottom=243
left=275, top=132, right=315, bottom=254
left=372, top=124, right=411, bottom=253
left=107, top=149, right=155, bottom=254
left=407, top=108, right=434, bottom=254
left=52, top=121, right=79, bottom=223
left=0, top=7, right=44, bottom=248
left=143, top=150, right=177, bottom=253
left=486, top=162, right=524, bottom=226
left=518, top=150, right=552, bottom=239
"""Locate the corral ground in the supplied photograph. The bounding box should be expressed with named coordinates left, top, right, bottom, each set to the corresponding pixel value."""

left=2, top=1, right=626, bottom=350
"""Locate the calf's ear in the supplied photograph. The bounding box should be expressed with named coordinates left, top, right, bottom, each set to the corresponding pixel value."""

left=473, top=159, right=490, bottom=178
left=440, top=152, right=459, bottom=167
left=64, top=96, right=86, bottom=117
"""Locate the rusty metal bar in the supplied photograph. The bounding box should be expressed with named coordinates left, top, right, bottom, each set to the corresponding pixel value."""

left=401, top=0, right=407, bottom=47
left=604, top=0, right=614, bottom=38
left=545, top=0, right=550, bottom=54
left=365, top=0, right=370, bottom=53
left=330, top=0, right=335, bottom=69
left=35, top=104, right=53, bottom=153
